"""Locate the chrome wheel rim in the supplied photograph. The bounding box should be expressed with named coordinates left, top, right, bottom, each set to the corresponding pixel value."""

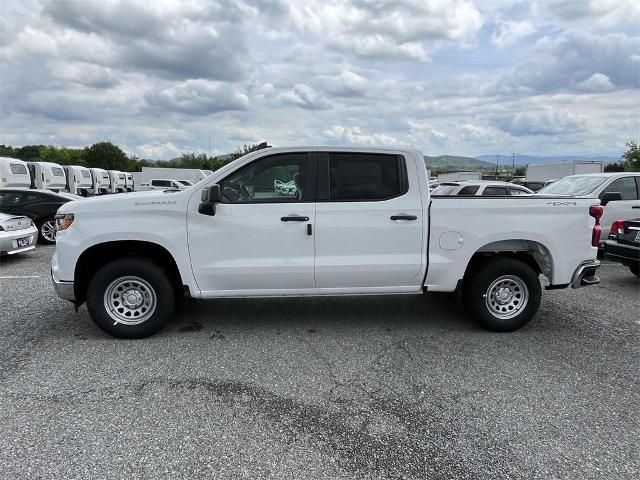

left=103, top=276, right=156, bottom=325
left=485, top=275, right=528, bottom=320
left=41, top=220, right=57, bottom=242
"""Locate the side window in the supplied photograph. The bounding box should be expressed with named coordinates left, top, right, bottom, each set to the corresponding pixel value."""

left=328, top=153, right=404, bottom=201
left=10, top=163, right=28, bottom=175
left=482, top=186, right=508, bottom=196
left=457, top=185, right=480, bottom=196
left=602, top=177, right=638, bottom=201
left=219, top=153, right=308, bottom=203
left=509, top=187, right=530, bottom=195
left=151, top=180, right=170, bottom=187
left=0, top=192, right=25, bottom=204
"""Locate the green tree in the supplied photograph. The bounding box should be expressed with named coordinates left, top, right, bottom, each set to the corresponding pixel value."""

left=83, top=142, right=129, bottom=170
left=604, top=162, right=625, bottom=172
left=16, top=145, right=44, bottom=160
left=0, top=145, right=17, bottom=157
left=230, top=142, right=271, bottom=160
left=621, top=141, right=640, bottom=171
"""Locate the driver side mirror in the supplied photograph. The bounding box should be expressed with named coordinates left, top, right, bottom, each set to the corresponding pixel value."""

left=198, top=184, right=222, bottom=215
left=600, top=191, right=622, bottom=206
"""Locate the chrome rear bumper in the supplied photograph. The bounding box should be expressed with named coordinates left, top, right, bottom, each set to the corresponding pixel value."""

left=570, top=259, right=600, bottom=289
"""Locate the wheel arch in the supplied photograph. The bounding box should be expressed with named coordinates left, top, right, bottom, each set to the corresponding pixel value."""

left=74, top=240, right=185, bottom=305
left=464, top=239, right=554, bottom=283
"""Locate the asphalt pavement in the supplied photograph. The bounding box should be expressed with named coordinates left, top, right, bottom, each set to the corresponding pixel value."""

left=0, top=246, right=638, bottom=479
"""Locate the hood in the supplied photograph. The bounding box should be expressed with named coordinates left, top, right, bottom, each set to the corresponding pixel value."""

left=57, top=189, right=188, bottom=215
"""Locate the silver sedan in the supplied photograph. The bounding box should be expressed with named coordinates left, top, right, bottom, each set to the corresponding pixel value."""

left=0, top=213, right=37, bottom=255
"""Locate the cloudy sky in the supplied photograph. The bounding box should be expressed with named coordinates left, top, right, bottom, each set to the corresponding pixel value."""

left=1, top=0, right=638, bottom=159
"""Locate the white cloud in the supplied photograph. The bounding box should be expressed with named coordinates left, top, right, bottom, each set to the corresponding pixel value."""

left=577, top=73, right=614, bottom=93
left=146, top=80, right=250, bottom=115
left=491, top=18, right=536, bottom=48
left=323, top=125, right=398, bottom=145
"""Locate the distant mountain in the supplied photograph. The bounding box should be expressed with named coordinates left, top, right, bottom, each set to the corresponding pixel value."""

left=475, top=154, right=620, bottom=165
left=423, top=155, right=495, bottom=171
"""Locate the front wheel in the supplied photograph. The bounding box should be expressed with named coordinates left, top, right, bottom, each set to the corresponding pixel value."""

left=630, top=264, right=640, bottom=277
left=86, top=258, right=175, bottom=338
left=38, top=218, right=57, bottom=244
left=463, top=257, right=541, bottom=332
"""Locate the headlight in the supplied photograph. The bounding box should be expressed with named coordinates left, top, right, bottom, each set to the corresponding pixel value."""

left=55, top=213, right=74, bottom=231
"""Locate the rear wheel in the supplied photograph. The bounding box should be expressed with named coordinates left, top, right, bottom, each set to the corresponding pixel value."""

left=86, top=258, right=175, bottom=338
left=630, top=264, right=640, bottom=277
left=463, top=257, right=541, bottom=332
left=38, top=218, right=57, bottom=244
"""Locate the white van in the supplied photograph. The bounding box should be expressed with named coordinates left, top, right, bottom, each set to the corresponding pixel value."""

left=108, top=170, right=126, bottom=193
left=27, top=161, right=67, bottom=191
left=148, top=179, right=185, bottom=190
left=0, top=157, right=31, bottom=189
left=63, top=165, right=93, bottom=195
left=89, top=168, right=111, bottom=195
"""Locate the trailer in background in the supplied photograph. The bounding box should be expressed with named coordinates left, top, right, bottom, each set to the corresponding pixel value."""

left=89, top=168, right=111, bottom=195
left=27, top=161, right=67, bottom=191
left=437, top=171, right=483, bottom=183
left=525, top=160, right=604, bottom=182
left=0, top=157, right=31, bottom=189
left=63, top=165, right=93, bottom=195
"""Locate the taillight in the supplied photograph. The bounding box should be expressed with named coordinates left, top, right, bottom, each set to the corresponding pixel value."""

left=589, top=205, right=603, bottom=247
left=610, top=220, right=625, bottom=237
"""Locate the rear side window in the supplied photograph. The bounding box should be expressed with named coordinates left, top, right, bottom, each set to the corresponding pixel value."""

left=509, top=188, right=530, bottom=195
left=457, top=185, right=480, bottom=196
left=51, top=167, right=64, bottom=177
left=602, top=177, right=638, bottom=200
left=10, top=163, right=27, bottom=175
left=81, top=170, right=91, bottom=178
left=482, top=186, right=508, bottom=196
left=152, top=180, right=171, bottom=187
left=327, top=153, right=405, bottom=201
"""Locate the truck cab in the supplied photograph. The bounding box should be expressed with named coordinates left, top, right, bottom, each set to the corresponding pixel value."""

left=0, top=157, right=31, bottom=189
left=27, top=161, right=67, bottom=191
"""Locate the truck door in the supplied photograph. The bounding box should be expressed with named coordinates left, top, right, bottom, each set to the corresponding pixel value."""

left=187, top=152, right=317, bottom=295
left=314, top=152, right=424, bottom=289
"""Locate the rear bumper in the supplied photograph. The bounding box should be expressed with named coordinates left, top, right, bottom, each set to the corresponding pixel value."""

left=0, top=226, right=37, bottom=255
left=604, top=240, right=640, bottom=268
left=570, top=259, right=600, bottom=289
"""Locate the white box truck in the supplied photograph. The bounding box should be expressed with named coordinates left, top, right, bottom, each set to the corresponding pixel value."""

left=526, top=161, right=604, bottom=182
left=0, top=157, right=31, bottom=189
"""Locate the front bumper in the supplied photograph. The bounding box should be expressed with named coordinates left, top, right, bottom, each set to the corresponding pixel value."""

left=51, top=252, right=75, bottom=302
left=0, top=226, right=37, bottom=255
left=570, top=259, right=601, bottom=289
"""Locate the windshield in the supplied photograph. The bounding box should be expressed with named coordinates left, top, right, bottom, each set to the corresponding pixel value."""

left=537, top=176, right=607, bottom=196
left=178, top=180, right=193, bottom=186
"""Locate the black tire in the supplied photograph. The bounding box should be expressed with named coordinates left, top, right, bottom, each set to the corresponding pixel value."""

left=86, top=258, right=175, bottom=339
left=630, top=264, right=640, bottom=277
left=37, top=217, right=57, bottom=244
left=462, top=257, right=542, bottom=332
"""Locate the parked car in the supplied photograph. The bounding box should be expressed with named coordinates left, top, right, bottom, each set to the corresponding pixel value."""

left=52, top=146, right=601, bottom=339
left=0, top=213, right=37, bottom=255
left=604, top=218, right=640, bottom=277
left=536, top=173, right=640, bottom=242
left=431, top=180, right=533, bottom=196
left=0, top=189, right=77, bottom=244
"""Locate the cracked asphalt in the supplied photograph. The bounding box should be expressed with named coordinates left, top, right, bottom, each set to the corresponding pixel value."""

left=1, top=246, right=638, bottom=479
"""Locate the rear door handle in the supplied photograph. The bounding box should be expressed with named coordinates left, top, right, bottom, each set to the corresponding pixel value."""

left=390, top=214, right=417, bottom=221
left=281, top=215, right=309, bottom=222
left=632, top=205, right=640, bottom=209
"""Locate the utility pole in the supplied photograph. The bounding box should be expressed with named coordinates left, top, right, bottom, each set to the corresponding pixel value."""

left=495, top=154, right=500, bottom=179
left=208, top=136, right=211, bottom=158
left=511, top=152, right=519, bottom=180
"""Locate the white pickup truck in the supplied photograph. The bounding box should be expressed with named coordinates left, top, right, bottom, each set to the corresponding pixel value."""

left=51, top=147, right=602, bottom=338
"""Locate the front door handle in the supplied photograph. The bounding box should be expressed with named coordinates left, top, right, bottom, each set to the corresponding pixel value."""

left=390, top=214, right=417, bottom=221
left=281, top=215, right=309, bottom=222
